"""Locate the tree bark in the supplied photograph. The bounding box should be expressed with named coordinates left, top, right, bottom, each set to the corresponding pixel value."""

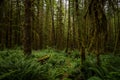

left=66, top=0, right=71, bottom=53
left=50, top=0, right=56, bottom=47
left=23, top=0, right=33, bottom=55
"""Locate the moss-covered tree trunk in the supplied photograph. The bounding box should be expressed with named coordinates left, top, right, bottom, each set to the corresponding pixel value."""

left=38, top=0, right=44, bottom=49
left=56, top=0, right=64, bottom=50
left=50, top=0, right=56, bottom=47
left=86, top=0, right=107, bottom=65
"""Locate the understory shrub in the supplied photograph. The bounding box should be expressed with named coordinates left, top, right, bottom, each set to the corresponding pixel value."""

left=0, top=50, right=120, bottom=80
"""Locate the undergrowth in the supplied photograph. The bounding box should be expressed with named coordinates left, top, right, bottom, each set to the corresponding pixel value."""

left=0, top=49, right=120, bottom=80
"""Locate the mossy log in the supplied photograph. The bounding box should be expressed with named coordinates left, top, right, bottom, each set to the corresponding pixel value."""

left=37, top=55, right=50, bottom=62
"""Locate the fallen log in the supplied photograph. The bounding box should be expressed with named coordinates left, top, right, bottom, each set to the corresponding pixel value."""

left=37, top=54, right=50, bottom=63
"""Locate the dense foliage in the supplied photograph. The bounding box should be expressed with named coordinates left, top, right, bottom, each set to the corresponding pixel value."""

left=0, top=0, right=120, bottom=80
left=0, top=49, right=120, bottom=80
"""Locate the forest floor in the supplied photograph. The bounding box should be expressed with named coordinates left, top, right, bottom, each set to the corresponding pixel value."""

left=0, top=49, right=120, bottom=80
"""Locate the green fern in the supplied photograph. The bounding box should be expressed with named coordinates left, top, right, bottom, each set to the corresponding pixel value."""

left=88, top=76, right=102, bottom=80
left=0, top=70, right=17, bottom=80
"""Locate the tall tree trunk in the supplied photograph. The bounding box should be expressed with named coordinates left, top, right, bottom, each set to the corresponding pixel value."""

left=36, top=0, right=43, bottom=49
left=86, top=0, right=107, bottom=65
left=56, top=0, right=64, bottom=50
left=14, top=0, right=21, bottom=46
left=66, top=0, right=71, bottom=53
left=0, top=0, right=5, bottom=50
left=50, top=0, right=56, bottom=47
left=75, top=0, right=86, bottom=64
left=23, top=0, right=33, bottom=55
left=113, top=0, right=120, bottom=54
left=39, top=0, right=44, bottom=49
left=6, top=0, right=13, bottom=49
left=72, top=0, right=77, bottom=49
